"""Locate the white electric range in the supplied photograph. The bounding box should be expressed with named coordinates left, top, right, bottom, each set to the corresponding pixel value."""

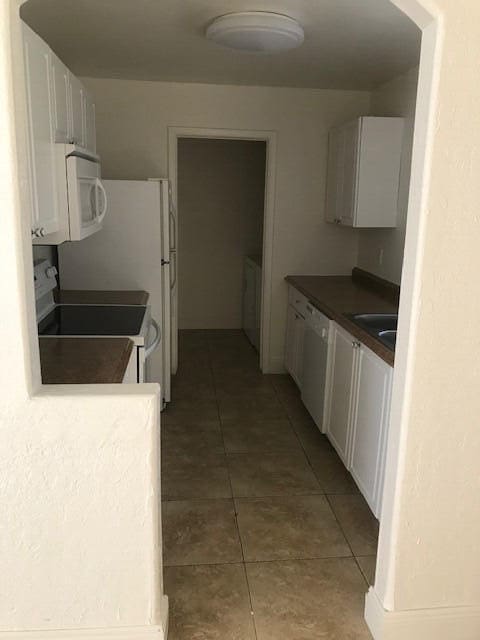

left=34, top=259, right=161, bottom=384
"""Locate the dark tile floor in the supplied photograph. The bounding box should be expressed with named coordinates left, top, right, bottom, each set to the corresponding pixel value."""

left=162, top=329, right=377, bottom=640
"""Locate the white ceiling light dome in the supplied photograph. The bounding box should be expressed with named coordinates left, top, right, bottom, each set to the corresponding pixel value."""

left=206, top=12, right=305, bottom=53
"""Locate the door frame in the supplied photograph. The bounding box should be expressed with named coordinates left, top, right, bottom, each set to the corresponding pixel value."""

left=168, top=126, right=277, bottom=372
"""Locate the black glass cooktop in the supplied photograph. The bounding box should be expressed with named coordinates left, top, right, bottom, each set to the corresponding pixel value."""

left=38, top=305, right=146, bottom=336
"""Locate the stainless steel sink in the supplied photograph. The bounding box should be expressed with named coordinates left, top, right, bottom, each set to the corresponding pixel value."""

left=377, top=330, right=397, bottom=350
left=351, top=313, right=398, bottom=331
left=347, top=313, right=398, bottom=352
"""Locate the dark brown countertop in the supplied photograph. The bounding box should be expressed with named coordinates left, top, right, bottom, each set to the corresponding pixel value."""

left=286, top=274, right=398, bottom=366
left=55, top=290, right=149, bottom=305
left=39, top=337, right=134, bottom=384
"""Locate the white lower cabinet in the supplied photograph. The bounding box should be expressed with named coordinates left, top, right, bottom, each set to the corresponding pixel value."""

left=350, top=345, right=392, bottom=516
left=285, top=287, right=394, bottom=518
left=325, top=322, right=393, bottom=518
left=285, top=303, right=305, bottom=389
left=326, top=324, right=358, bottom=466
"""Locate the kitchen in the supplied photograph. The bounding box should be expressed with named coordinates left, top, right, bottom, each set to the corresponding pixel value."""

left=19, top=1, right=420, bottom=639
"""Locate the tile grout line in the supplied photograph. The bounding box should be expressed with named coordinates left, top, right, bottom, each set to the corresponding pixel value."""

left=270, top=380, right=328, bottom=495
left=271, top=379, right=373, bottom=587
left=207, top=332, right=259, bottom=640
left=171, top=333, right=373, bottom=629
left=323, top=492, right=373, bottom=588
left=164, top=553, right=363, bottom=570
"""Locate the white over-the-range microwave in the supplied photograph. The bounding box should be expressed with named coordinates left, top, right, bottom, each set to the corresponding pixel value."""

left=43, top=144, right=108, bottom=244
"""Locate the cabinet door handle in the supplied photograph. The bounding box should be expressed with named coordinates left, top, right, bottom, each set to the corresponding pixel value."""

left=352, top=341, right=361, bottom=349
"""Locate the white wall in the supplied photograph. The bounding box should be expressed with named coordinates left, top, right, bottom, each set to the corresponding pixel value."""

left=1, top=386, right=164, bottom=631
left=365, top=0, right=480, bottom=635
left=178, top=138, right=265, bottom=330
left=80, top=77, right=370, bottom=371
left=358, top=67, right=419, bottom=284
left=0, top=4, right=167, bottom=636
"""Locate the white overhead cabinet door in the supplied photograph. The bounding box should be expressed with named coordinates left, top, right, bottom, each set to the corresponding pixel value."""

left=50, top=52, right=69, bottom=143
left=83, top=91, right=96, bottom=154
left=22, top=23, right=60, bottom=239
left=22, top=21, right=98, bottom=244
left=68, top=73, right=85, bottom=147
left=50, top=54, right=96, bottom=152
left=325, top=116, right=404, bottom=228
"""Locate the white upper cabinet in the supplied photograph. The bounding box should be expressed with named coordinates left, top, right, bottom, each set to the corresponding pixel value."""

left=50, top=52, right=69, bottom=143
left=50, top=52, right=96, bottom=152
left=68, top=72, right=85, bottom=146
left=325, top=116, right=404, bottom=228
left=22, top=21, right=98, bottom=244
left=22, top=23, right=60, bottom=239
left=83, top=90, right=96, bottom=154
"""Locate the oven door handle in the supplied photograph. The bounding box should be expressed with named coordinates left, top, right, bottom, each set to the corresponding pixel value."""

left=145, top=318, right=161, bottom=359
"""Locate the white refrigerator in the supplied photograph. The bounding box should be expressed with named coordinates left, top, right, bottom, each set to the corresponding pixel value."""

left=58, top=178, right=178, bottom=406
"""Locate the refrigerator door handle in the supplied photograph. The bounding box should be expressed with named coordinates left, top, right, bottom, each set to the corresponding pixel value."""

left=170, top=252, right=177, bottom=290
left=169, top=207, right=177, bottom=251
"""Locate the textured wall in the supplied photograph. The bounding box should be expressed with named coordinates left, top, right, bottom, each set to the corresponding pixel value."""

left=0, top=3, right=166, bottom=634
left=0, top=386, right=164, bottom=631
left=370, top=0, right=480, bottom=627
left=177, top=138, right=266, bottom=329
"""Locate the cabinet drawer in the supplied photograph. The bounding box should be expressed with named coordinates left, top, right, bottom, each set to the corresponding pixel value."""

left=288, top=286, right=308, bottom=317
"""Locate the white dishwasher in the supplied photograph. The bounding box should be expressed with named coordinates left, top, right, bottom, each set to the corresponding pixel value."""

left=301, top=303, right=331, bottom=431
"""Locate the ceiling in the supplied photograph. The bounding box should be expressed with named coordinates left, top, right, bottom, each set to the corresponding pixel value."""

left=20, top=0, right=421, bottom=90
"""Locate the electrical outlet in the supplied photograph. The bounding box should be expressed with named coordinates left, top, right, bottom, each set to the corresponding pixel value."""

left=378, top=248, right=384, bottom=265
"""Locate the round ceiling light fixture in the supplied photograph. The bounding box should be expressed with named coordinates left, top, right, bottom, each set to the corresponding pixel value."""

left=206, top=12, right=304, bottom=53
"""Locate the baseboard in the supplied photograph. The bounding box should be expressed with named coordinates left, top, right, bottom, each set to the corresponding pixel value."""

left=0, top=624, right=167, bottom=640
left=365, top=587, right=480, bottom=640
left=263, top=356, right=286, bottom=374
left=159, top=595, right=169, bottom=639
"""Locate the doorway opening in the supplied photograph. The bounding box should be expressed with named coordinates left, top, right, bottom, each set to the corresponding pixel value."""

left=168, top=127, right=277, bottom=373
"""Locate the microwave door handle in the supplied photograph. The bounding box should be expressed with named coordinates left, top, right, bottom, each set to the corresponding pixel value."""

left=95, top=178, right=108, bottom=223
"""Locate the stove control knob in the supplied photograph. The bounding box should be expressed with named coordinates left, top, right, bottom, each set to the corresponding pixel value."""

left=46, top=266, right=58, bottom=278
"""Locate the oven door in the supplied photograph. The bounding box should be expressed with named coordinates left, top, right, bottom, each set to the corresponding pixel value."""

left=66, top=154, right=107, bottom=240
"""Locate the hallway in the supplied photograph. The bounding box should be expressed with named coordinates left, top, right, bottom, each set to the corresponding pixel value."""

left=162, top=330, right=377, bottom=639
